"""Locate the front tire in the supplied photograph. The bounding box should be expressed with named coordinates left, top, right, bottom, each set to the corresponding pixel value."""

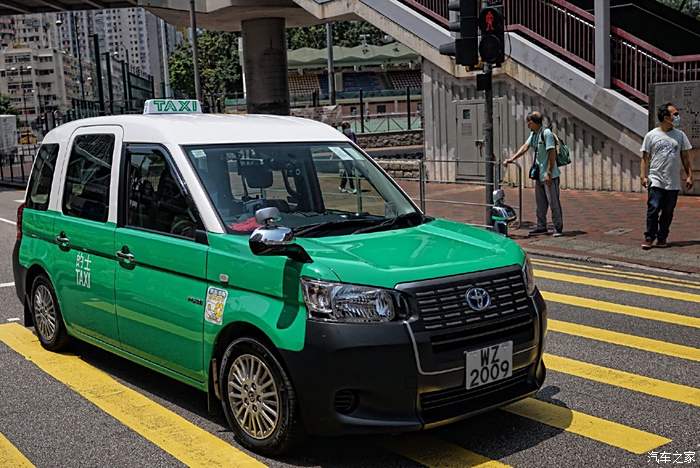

left=219, top=337, right=303, bottom=455
left=30, top=274, right=70, bottom=351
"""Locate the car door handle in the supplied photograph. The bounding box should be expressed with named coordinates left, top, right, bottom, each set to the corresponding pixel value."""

left=116, top=250, right=135, bottom=263
left=55, top=233, right=70, bottom=250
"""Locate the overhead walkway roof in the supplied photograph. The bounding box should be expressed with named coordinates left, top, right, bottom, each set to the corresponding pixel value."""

left=0, top=0, right=137, bottom=16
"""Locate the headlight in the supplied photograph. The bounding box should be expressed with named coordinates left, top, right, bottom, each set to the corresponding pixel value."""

left=301, top=278, right=403, bottom=323
left=523, top=255, right=536, bottom=296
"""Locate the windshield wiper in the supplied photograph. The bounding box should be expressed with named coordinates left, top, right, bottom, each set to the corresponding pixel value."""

left=351, top=212, right=425, bottom=234
left=293, top=218, right=379, bottom=237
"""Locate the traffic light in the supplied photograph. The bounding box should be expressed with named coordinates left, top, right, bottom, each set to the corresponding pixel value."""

left=438, top=0, right=479, bottom=67
left=478, top=7, right=505, bottom=65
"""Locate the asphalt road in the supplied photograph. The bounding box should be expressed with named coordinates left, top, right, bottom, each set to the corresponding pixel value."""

left=0, top=187, right=698, bottom=468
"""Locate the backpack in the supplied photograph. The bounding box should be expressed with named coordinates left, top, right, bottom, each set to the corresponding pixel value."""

left=541, top=128, right=572, bottom=167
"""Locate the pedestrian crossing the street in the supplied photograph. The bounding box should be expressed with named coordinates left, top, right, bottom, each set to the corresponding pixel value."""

left=0, top=257, right=698, bottom=467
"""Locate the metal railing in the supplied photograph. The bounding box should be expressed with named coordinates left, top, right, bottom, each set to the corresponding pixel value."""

left=398, top=0, right=700, bottom=103
left=0, top=142, right=39, bottom=186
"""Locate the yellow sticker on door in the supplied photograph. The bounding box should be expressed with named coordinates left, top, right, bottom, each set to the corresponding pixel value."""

left=75, top=252, right=91, bottom=288
left=205, top=287, right=227, bottom=325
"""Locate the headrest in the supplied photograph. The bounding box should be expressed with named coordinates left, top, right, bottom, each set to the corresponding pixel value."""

left=240, top=164, right=273, bottom=189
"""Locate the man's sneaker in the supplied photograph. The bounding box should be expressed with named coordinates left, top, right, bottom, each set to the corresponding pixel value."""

left=641, top=238, right=653, bottom=250
left=552, top=231, right=564, bottom=237
left=339, top=186, right=347, bottom=193
left=529, top=227, right=549, bottom=235
left=656, top=240, right=668, bottom=248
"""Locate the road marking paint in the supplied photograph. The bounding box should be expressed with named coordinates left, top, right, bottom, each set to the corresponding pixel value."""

left=0, top=324, right=266, bottom=468
left=533, top=259, right=700, bottom=289
left=535, top=269, right=700, bottom=303
left=380, top=435, right=509, bottom=468
left=0, top=282, right=15, bottom=288
left=6, top=318, right=20, bottom=322
left=548, top=319, right=700, bottom=362
left=0, top=218, right=16, bottom=226
left=0, top=432, right=33, bottom=467
left=541, top=291, right=700, bottom=328
left=544, top=354, right=700, bottom=407
left=504, top=398, right=671, bottom=454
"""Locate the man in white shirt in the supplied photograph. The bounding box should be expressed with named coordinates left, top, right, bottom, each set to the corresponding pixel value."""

left=640, top=102, right=694, bottom=249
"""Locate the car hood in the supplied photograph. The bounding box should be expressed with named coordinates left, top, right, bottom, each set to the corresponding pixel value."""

left=297, top=218, right=524, bottom=288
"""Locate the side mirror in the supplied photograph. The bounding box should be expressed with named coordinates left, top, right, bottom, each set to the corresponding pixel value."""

left=249, top=207, right=312, bottom=263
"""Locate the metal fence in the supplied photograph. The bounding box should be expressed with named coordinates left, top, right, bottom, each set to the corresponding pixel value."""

left=399, top=0, right=700, bottom=103
left=0, top=140, right=39, bottom=186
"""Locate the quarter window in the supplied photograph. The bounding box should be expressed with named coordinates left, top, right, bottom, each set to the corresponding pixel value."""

left=26, top=143, right=59, bottom=211
left=62, top=134, right=114, bottom=222
left=124, top=146, right=199, bottom=238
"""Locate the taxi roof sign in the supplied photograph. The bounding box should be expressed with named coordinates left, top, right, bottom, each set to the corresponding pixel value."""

left=144, top=99, right=201, bottom=114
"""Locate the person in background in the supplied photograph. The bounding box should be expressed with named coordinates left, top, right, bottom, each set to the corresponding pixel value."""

left=504, top=111, right=564, bottom=237
left=640, top=102, right=694, bottom=250
left=339, top=121, right=357, bottom=193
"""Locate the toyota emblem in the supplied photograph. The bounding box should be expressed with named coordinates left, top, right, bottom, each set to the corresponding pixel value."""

left=465, top=287, right=491, bottom=311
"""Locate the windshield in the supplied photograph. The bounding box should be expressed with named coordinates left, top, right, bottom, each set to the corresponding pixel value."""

left=184, top=142, right=422, bottom=237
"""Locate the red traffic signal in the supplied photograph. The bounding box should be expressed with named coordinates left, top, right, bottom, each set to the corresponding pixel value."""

left=478, top=7, right=505, bottom=65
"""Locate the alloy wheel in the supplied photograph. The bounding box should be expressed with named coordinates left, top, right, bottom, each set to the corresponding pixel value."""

left=34, top=284, right=57, bottom=342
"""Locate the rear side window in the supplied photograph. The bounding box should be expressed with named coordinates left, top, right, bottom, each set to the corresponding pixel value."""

left=62, top=134, right=115, bottom=223
left=26, top=144, right=59, bottom=211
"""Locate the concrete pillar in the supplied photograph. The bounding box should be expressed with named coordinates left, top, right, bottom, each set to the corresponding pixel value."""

left=241, top=18, right=290, bottom=115
left=594, top=0, right=611, bottom=88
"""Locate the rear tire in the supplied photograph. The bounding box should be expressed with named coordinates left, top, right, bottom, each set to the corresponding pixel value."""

left=219, top=337, right=303, bottom=455
left=30, top=274, right=70, bottom=351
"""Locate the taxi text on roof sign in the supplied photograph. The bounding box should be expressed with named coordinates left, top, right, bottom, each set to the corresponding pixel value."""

left=143, top=99, right=202, bottom=114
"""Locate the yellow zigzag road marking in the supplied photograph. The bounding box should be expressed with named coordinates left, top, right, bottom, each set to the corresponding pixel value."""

left=0, top=432, right=33, bottom=468
left=0, top=324, right=265, bottom=468
left=544, top=354, right=700, bottom=407
left=548, top=320, right=700, bottom=362
left=534, top=270, right=700, bottom=303
left=541, top=291, right=700, bottom=328
left=504, top=398, right=671, bottom=454
left=380, top=435, right=510, bottom=468
left=533, top=259, right=700, bottom=289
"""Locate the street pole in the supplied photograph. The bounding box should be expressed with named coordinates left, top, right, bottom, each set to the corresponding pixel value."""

left=121, top=59, right=129, bottom=111
left=326, top=22, right=336, bottom=105
left=483, top=63, right=494, bottom=226
left=92, top=34, right=105, bottom=115
left=104, top=52, right=114, bottom=114
left=189, top=0, right=202, bottom=103
left=159, top=18, right=172, bottom=98
left=72, top=12, right=85, bottom=101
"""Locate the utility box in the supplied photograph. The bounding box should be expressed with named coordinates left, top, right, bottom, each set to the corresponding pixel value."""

left=454, top=98, right=506, bottom=180
left=0, top=115, right=17, bottom=158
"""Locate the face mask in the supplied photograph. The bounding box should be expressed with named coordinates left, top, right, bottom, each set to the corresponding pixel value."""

left=672, top=114, right=681, bottom=128
left=343, top=128, right=351, bottom=135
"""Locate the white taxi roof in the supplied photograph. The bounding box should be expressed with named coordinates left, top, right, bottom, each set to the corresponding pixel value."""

left=42, top=113, right=349, bottom=145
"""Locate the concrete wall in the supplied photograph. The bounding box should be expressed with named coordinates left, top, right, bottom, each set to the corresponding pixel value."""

left=422, top=60, right=645, bottom=192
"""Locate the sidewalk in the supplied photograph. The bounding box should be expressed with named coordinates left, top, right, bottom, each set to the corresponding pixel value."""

left=399, top=182, right=700, bottom=274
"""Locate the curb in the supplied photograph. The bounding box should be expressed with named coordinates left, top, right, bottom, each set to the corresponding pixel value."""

left=523, top=247, right=700, bottom=278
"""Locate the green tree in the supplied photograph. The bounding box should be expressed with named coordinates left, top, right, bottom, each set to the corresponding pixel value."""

left=169, top=31, right=242, bottom=109
left=657, top=0, right=700, bottom=18
left=0, top=94, right=18, bottom=115
left=287, top=21, right=386, bottom=50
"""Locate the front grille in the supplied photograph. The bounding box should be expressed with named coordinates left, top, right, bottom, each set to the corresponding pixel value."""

left=400, top=266, right=531, bottom=332
left=419, top=366, right=533, bottom=423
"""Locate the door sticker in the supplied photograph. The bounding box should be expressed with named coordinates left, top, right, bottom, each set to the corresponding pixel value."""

left=75, top=252, right=92, bottom=288
left=205, top=287, right=228, bottom=325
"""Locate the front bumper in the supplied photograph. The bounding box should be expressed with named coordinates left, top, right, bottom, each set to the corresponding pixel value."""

left=281, top=289, right=547, bottom=436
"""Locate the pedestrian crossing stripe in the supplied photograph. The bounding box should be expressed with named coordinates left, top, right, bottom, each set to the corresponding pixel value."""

left=0, top=323, right=266, bottom=468
left=543, top=354, right=700, bottom=407
left=533, top=259, right=700, bottom=289
left=503, top=398, right=671, bottom=454
left=541, top=291, right=700, bottom=328
left=548, top=319, right=700, bottom=362
left=0, top=432, right=33, bottom=468
left=534, top=270, right=700, bottom=303
left=380, top=435, right=510, bottom=468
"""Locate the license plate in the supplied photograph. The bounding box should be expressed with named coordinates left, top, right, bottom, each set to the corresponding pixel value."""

left=465, top=341, right=513, bottom=389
